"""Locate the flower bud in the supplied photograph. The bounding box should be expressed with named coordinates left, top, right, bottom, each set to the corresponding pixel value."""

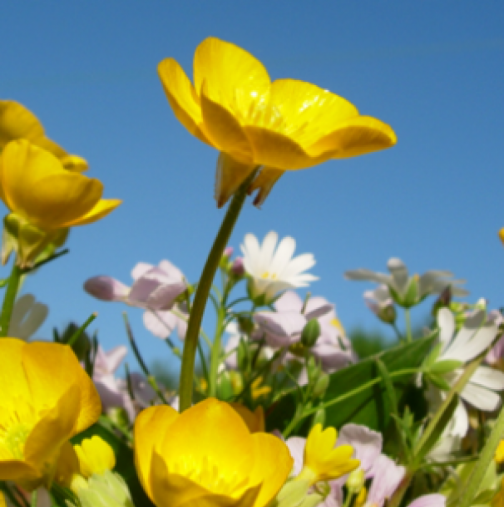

left=346, top=468, right=365, bottom=495
left=231, top=257, right=245, bottom=277
left=301, top=319, right=321, bottom=348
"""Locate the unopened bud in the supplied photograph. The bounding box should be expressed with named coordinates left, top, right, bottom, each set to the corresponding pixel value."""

left=377, top=304, right=396, bottom=325
left=301, top=319, right=321, bottom=348
left=346, top=468, right=365, bottom=495
left=312, top=372, right=329, bottom=398
left=231, top=257, right=245, bottom=277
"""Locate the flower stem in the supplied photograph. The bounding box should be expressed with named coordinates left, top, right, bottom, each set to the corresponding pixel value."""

left=405, top=308, right=413, bottom=342
left=178, top=169, right=258, bottom=411
left=0, top=264, right=22, bottom=337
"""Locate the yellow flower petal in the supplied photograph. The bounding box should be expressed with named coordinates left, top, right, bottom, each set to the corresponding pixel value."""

left=214, top=152, right=256, bottom=208
left=302, top=424, right=360, bottom=484
left=193, top=37, right=270, bottom=116
left=229, top=403, right=265, bottom=433
left=248, top=167, right=285, bottom=207
left=0, top=101, right=45, bottom=148
left=499, top=228, right=504, bottom=246
left=157, top=58, right=210, bottom=146
left=306, top=115, right=397, bottom=159
left=249, top=433, right=294, bottom=507
left=134, top=405, right=179, bottom=501
left=61, top=198, right=122, bottom=227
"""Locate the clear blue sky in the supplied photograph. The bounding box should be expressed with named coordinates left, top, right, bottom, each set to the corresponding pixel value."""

left=2, top=1, right=503, bottom=376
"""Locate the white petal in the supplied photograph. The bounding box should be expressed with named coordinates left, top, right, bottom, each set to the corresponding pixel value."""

left=158, top=259, right=185, bottom=281
left=461, top=382, right=502, bottom=411
left=437, top=308, right=456, bottom=355
left=280, top=253, right=316, bottom=280
left=258, top=231, right=279, bottom=271
left=387, top=257, right=409, bottom=294
left=344, top=268, right=391, bottom=285
left=143, top=310, right=177, bottom=339
left=444, top=319, right=497, bottom=362
left=269, top=235, right=296, bottom=276
left=469, top=366, right=504, bottom=391
left=241, top=233, right=261, bottom=273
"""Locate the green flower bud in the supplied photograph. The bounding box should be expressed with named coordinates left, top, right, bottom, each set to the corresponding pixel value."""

left=301, top=319, right=321, bottom=348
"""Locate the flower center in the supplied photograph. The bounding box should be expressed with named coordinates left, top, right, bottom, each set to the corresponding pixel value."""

left=260, top=271, right=277, bottom=280
left=171, top=455, right=248, bottom=496
left=0, top=408, right=35, bottom=460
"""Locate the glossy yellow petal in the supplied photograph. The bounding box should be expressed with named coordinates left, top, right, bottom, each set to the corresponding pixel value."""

left=303, top=424, right=359, bottom=484
left=61, top=198, right=122, bottom=227
left=249, top=433, right=293, bottom=507
left=214, top=152, right=256, bottom=208
left=60, top=154, right=89, bottom=172
left=243, top=126, right=315, bottom=169
left=23, top=386, right=80, bottom=473
left=193, top=37, right=270, bottom=115
left=200, top=86, right=254, bottom=163
left=158, top=58, right=211, bottom=146
left=268, top=79, right=359, bottom=147
left=0, top=460, right=38, bottom=483
left=306, top=116, right=397, bottom=159
left=75, top=436, right=115, bottom=477
left=0, top=101, right=45, bottom=148
left=0, top=339, right=31, bottom=411
left=149, top=453, right=261, bottom=507
left=248, top=167, right=285, bottom=207
left=229, top=403, right=265, bottom=433
left=54, top=440, right=80, bottom=487
left=0, top=140, right=103, bottom=230
left=159, top=398, right=254, bottom=478
left=134, top=405, right=179, bottom=501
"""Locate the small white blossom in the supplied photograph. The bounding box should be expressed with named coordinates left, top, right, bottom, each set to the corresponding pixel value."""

left=241, top=231, right=318, bottom=303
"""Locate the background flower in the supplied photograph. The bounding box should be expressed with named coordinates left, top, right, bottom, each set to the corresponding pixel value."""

left=241, top=231, right=317, bottom=303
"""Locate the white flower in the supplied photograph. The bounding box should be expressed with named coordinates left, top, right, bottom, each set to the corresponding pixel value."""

left=345, top=257, right=468, bottom=307
left=241, top=231, right=318, bottom=303
left=363, top=284, right=396, bottom=324
left=424, top=308, right=504, bottom=436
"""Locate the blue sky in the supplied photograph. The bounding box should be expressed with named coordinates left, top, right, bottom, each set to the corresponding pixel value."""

left=2, top=1, right=503, bottom=377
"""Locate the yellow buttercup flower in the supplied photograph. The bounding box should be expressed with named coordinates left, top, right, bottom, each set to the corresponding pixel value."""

left=0, top=339, right=101, bottom=490
left=0, top=139, right=121, bottom=266
left=134, top=397, right=293, bottom=507
left=158, top=37, right=396, bottom=207
left=295, top=423, right=359, bottom=486
left=0, top=100, right=87, bottom=172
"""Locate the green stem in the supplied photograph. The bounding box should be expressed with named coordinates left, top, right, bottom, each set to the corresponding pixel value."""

left=178, top=169, right=258, bottom=411
left=405, top=308, right=412, bottom=342
left=208, top=306, right=225, bottom=397
left=0, top=264, right=22, bottom=337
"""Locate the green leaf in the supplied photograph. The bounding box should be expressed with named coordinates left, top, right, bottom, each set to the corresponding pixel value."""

left=427, top=373, right=452, bottom=391
left=267, top=333, right=436, bottom=433
left=428, top=359, right=463, bottom=375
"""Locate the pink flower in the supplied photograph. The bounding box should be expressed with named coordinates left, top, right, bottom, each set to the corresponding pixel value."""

left=84, top=260, right=187, bottom=311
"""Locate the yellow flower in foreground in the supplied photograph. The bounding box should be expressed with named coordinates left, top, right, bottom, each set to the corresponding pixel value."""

left=0, top=100, right=88, bottom=172
left=158, top=37, right=397, bottom=207
left=499, top=228, right=504, bottom=246
left=134, top=397, right=293, bottom=507
left=0, top=339, right=101, bottom=490
left=0, top=140, right=121, bottom=266
left=296, top=423, right=359, bottom=486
